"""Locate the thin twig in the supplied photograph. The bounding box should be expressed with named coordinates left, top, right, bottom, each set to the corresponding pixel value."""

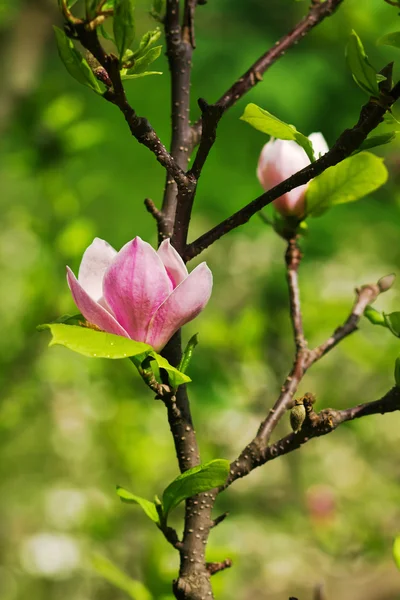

left=224, top=387, right=400, bottom=487
left=286, top=237, right=306, bottom=352
left=206, top=559, right=233, bottom=576
left=184, top=81, right=400, bottom=261
left=224, top=277, right=385, bottom=487
left=191, top=0, right=345, bottom=145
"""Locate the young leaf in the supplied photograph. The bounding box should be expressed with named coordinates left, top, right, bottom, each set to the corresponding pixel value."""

left=384, top=312, right=400, bottom=337
left=113, top=0, right=135, bottom=61
left=179, top=334, right=199, bottom=374
left=116, top=486, right=160, bottom=524
left=346, top=30, right=380, bottom=97
left=132, top=28, right=162, bottom=59
left=91, top=554, right=153, bottom=600
left=240, top=103, right=315, bottom=162
left=306, top=152, right=388, bottom=217
left=364, top=305, right=386, bottom=327
left=358, top=132, right=397, bottom=152
left=121, top=71, right=162, bottom=80
left=393, top=536, right=400, bottom=569
left=38, top=323, right=191, bottom=387
left=127, top=46, right=162, bottom=74
left=377, top=31, right=400, bottom=49
left=395, top=358, right=400, bottom=388
left=162, top=459, right=230, bottom=516
left=53, top=27, right=102, bottom=94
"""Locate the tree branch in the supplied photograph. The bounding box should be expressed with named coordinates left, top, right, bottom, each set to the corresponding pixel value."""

left=224, top=386, right=400, bottom=486
left=224, top=276, right=386, bottom=486
left=161, top=0, right=194, bottom=242
left=70, top=23, right=188, bottom=189
left=184, top=81, right=400, bottom=261
left=191, top=0, right=345, bottom=145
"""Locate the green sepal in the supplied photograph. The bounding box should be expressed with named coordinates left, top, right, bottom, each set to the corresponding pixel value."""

left=364, top=305, right=386, bottom=327
left=53, top=26, right=102, bottom=94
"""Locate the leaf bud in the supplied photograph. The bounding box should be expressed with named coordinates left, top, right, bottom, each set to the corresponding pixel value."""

left=290, top=400, right=306, bottom=434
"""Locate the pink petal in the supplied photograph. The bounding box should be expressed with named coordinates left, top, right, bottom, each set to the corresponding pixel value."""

left=157, top=239, right=188, bottom=287
left=146, top=262, right=213, bottom=351
left=103, top=237, right=172, bottom=342
left=67, top=267, right=130, bottom=338
left=78, top=238, right=117, bottom=301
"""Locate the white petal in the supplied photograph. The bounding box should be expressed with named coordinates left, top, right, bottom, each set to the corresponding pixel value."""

left=78, top=238, right=117, bottom=301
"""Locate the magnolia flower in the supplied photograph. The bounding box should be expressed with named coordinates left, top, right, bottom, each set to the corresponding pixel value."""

left=66, top=237, right=213, bottom=352
left=257, top=133, right=328, bottom=218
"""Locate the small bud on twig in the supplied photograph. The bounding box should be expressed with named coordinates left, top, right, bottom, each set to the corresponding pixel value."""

left=378, top=273, right=396, bottom=293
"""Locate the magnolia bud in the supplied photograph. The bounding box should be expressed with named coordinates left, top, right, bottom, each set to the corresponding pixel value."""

left=290, top=400, right=306, bottom=433
left=378, top=273, right=396, bottom=293
left=257, top=133, right=328, bottom=218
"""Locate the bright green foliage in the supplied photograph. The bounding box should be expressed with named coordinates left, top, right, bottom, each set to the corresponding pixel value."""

left=383, top=312, right=400, bottom=337
left=377, top=31, right=400, bottom=49
left=346, top=30, right=380, bottom=97
left=132, top=28, right=162, bottom=58
left=364, top=306, right=386, bottom=327
left=53, top=26, right=102, bottom=94
left=126, top=46, right=162, bottom=75
left=359, top=132, right=397, bottom=152
left=393, top=536, right=400, bottom=569
left=240, top=103, right=315, bottom=162
left=120, top=28, right=163, bottom=79
left=116, top=487, right=160, bottom=524
left=162, top=459, right=230, bottom=515
left=305, top=152, right=388, bottom=216
left=394, top=358, right=400, bottom=387
left=91, top=554, right=153, bottom=600
left=113, top=0, right=136, bottom=61
left=38, top=323, right=191, bottom=387
left=117, top=460, right=229, bottom=524
left=364, top=308, right=400, bottom=338
left=179, top=334, right=199, bottom=374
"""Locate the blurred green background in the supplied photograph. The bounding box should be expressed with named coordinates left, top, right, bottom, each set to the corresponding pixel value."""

left=2, top=1, right=400, bottom=599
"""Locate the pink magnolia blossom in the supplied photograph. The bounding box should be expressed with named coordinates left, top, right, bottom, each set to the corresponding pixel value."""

left=257, top=133, right=328, bottom=218
left=66, top=237, right=213, bottom=352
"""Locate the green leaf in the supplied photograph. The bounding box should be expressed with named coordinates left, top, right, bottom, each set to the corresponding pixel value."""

left=53, top=27, right=102, bottom=94
left=116, top=486, right=160, bottom=524
left=91, top=554, right=153, bottom=600
left=121, top=71, right=162, bottom=80
left=394, top=358, right=400, bottom=388
left=346, top=30, right=380, bottom=97
left=113, top=0, right=135, bottom=61
left=384, top=312, right=400, bottom=337
left=132, top=28, right=162, bottom=59
left=127, top=46, right=162, bottom=74
left=358, top=132, right=397, bottom=152
left=393, top=536, right=400, bottom=570
left=306, top=152, right=388, bottom=217
left=162, top=459, right=230, bottom=516
left=240, top=103, right=315, bottom=162
left=179, top=334, right=198, bottom=374
left=364, top=305, right=386, bottom=327
left=38, top=323, right=191, bottom=387
left=377, top=31, right=400, bottom=49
